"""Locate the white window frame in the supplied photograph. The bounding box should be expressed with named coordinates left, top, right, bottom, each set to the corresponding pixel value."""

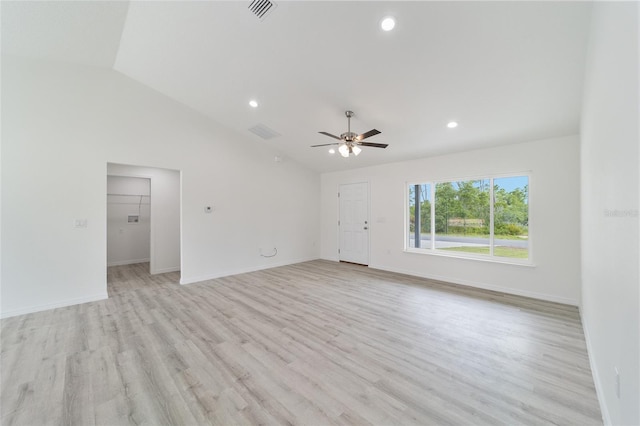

left=404, top=172, right=533, bottom=266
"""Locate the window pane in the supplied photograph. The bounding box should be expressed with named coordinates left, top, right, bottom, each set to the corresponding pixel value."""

left=494, top=176, right=529, bottom=259
left=435, top=180, right=490, bottom=255
left=408, top=184, right=431, bottom=249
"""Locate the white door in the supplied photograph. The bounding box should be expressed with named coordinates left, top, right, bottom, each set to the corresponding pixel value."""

left=339, top=182, right=369, bottom=265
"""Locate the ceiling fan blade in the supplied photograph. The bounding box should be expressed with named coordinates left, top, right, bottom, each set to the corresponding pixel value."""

left=310, top=143, right=339, bottom=147
left=359, top=142, right=389, bottom=148
left=356, top=129, right=381, bottom=141
left=318, top=131, right=342, bottom=140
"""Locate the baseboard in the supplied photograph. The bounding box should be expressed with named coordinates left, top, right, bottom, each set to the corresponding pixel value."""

left=581, top=311, right=611, bottom=426
left=108, top=261, right=179, bottom=274
left=107, top=258, right=150, bottom=267
left=152, top=266, right=180, bottom=274
left=180, top=256, right=320, bottom=285
left=320, top=255, right=340, bottom=262
left=369, top=263, right=579, bottom=306
left=0, top=292, right=109, bottom=319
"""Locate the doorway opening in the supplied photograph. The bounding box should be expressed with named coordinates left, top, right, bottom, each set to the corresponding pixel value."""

left=106, top=163, right=181, bottom=287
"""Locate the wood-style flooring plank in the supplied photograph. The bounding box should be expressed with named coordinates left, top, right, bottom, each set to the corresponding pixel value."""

left=1, top=260, right=602, bottom=425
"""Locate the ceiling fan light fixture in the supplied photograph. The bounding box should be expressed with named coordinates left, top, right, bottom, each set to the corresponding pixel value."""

left=328, top=148, right=335, bottom=154
left=447, top=121, right=458, bottom=128
left=338, top=144, right=350, bottom=157
left=381, top=16, right=396, bottom=32
left=249, top=99, right=258, bottom=108
left=352, top=145, right=362, bottom=156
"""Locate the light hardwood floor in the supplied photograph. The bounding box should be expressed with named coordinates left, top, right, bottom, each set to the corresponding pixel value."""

left=1, top=260, right=602, bottom=425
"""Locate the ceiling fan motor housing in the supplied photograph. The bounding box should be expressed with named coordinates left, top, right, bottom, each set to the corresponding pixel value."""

left=341, top=132, right=359, bottom=142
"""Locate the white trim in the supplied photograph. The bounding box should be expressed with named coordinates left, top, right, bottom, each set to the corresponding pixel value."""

left=180, top=171, right=184, bottom=283
left=369, top=263, right=578, bottom=306
left=581, top=312, right=611, bottom=426
left=107, top=166, right=183, bottom=281
left=0, top=292, right=109, bottom=319
left=321, top=255, right=340, bottom=262
left=107, top=258, right=150, bottom=267
left=153, top=266, right=180, bottom=274
left=179, top=256, right=319, bottom=285
left=403, top=247, right=535, bottom=267
left=407, top=169, right=534, bottom=188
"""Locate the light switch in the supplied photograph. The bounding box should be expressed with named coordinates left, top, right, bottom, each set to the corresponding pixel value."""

left=74, top=219, right=88, bottom=228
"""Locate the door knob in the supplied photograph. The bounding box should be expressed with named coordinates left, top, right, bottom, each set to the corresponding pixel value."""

left=364, top=226, right=368, bottom=230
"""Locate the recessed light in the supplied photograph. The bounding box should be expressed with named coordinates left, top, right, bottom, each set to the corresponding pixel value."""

left=380, top=16, right=396, bottom=32
left=249, top=100, right=258, bottom=108
left=328, top=148, right=336, bottom=154
left=447, top=121, right=458, bottom=128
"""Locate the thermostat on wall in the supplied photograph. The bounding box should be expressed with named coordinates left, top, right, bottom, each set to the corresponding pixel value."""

left=128, top=215, right=139, bottom=223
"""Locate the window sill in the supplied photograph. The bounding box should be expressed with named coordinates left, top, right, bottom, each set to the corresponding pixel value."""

left=403, top=248, right=536, bottom=267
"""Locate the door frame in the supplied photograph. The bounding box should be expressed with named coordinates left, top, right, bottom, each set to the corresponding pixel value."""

left=106, top=165, right=182, bottom=277
left=337, top=180, right=371, bottom=266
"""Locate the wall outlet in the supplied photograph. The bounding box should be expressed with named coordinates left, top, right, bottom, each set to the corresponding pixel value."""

left=74, top=219, right=87, bottom=228
left=614, top=367, right=620, bottom=398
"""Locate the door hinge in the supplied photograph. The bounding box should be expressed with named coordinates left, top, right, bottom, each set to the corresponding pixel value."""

left=338, top=220, right=340, bottom=226
left=338, top=192, right=340, bottom=198
left=338, top=249, right=340, bottom=254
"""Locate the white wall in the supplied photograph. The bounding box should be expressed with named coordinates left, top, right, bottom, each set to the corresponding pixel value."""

left=107, top=176, right=151, bottom=267
left=580, top=2, right=639, bottom=425
left=1, top=56, right=320, bottom=318
left=107, top=164, right=181, bottom=274
left=321, top=135, right=581, bottom=305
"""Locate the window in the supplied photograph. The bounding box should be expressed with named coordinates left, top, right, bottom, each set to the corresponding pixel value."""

left=407, top=175, right=529, bottom=262
left=408, top=184, right=431, bottom=249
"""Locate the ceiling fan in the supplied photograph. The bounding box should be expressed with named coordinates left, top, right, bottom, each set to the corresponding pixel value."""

left=311, top=110, right=388, bottom=157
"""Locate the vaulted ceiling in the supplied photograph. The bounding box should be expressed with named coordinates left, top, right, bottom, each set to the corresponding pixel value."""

left=2, top=1, right=592, bottom=172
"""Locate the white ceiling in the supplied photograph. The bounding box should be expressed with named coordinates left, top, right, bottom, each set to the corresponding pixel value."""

left=2, top=1, right=593, bottom=173
left=1, top=1, right=129, bottom=68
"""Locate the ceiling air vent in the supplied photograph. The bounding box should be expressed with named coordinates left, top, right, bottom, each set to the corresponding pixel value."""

left=248, top=0, right=277, bottom=21
left=248, top=123, right=281, bottom=140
